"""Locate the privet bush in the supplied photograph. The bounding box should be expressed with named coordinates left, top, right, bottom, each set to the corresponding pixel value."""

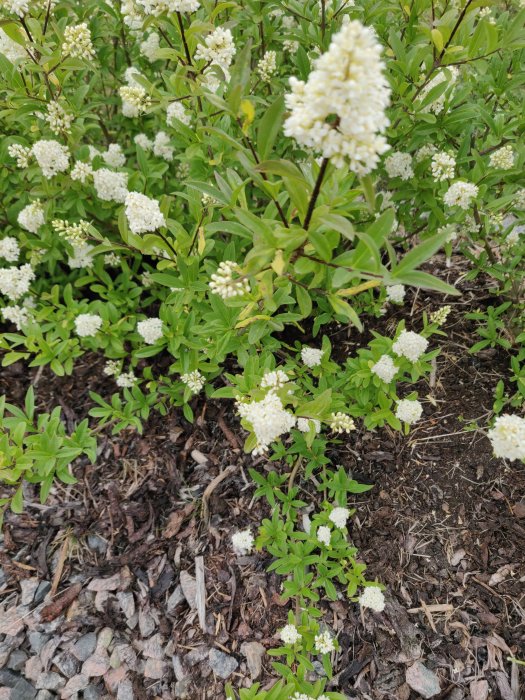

left=1, top=0, right=524, bottom=694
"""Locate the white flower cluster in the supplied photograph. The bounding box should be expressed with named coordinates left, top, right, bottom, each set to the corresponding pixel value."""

left=45, top=101, right=74, bottom=135
left=395, top=398, right=423, bottom=425
left=136, top=0, right=200, bottom=15
left=231, top=529, right=254, bottom=555
left=0, top=237, right=20, bottom=262
left=8, top=143, right=32, bottom=168
left=414, top=143, right=437, bottom=162
left=284, top=20, right=390, bottom=173
left=140, top=32, right=160, bottom=62
left=260, top=369, right=289, bottom=389
left=385, top=151, right=413, bottom=180
left=0, top=264, right=34, bottom=301
left=431, top=151, right=456, bottom=181
left=329, top=506, right=349, bottom=528
left=209, top=261, right=250, bottom=299
left=93, top=169, right=128, bottom=203
left=371, top=354, right=397, bottom=383
left=153, top=131, right=174, bottom=161
left=257, top=50, right=276, bottom=81
left=135, top=134, right=153, bottom=151
left=52, top=219, right=90, bottom=244
left=392, top=329, right=428, bottom=362
left=125, top=192, right=166, bottom=234
left=119, top=85, right=151, bottom=116
left=2, top=303, right=31, bottom=330
left=0, top=28, right=26, bottom=62
left=443, top=181, right=478, bottom=209
left=116, top=371, right=137, bottom=388
left=315, top=630, right=335, bottom=654
left=68, top=243, right=94, bottom=269
left=418, top=67, right=458, bottom=114
left=292, top=695, right=329, bottom=700
left=515, top=188, right=525, bottom=209
left=181, top=370, right=205, bottom=393
left=489, top=145, right=515, bottom=170
left=280, top=624, right=301, bottom=645
left=71, top=161, right=93, bottom=183
left=0, top=0, right=29, bottom=16
left=301, top=346, right=323, bottom=367
left=74, top=313, right=102, bottom=337
left=430, top=305, right=452, bottom=326
left=137, top=317, right=163, bottom=344
left=330, top=412, right=355, bottom=433
left=487, top=414, right=525, bottom=461
left=296, top=417, right=321, bottom=433
left=237, top=392, right=296, bottom=455
left=386, top=284, right=405, bottom=304
left=167, top=101, right=191, bottom=127
left=103, top=143, right=126, bottom=168
left=358, top=586, right=385, bottom=612
left=317, top=525, right=331, bottom=547
left=18, top=201, right=45, bottom=233
left=32, top=140, right=70, bottom=178
left=62, top=23, right=95, bottom=60
left=195, top=27, right=236, bottom=72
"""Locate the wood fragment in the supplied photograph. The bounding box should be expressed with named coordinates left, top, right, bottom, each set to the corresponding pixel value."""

left=40, top=583, right=82, bottom=622
left=195, top=556, right=207, bottom=634
left=201, top=464, right=237, bottom=521
left=217, top=412, right=240, bottom=450
left=50, top=535, right=70, bottom=597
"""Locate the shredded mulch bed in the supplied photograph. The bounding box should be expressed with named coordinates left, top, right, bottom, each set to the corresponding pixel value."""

left=0, top=254, right=524, bottom=700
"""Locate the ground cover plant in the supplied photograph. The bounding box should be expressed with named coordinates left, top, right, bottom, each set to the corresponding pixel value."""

left=0, top=0, right=524, bottom=697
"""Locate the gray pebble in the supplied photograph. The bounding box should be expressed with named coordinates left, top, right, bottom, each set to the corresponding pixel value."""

left=28, top=633, right=51, bottom=655
left=11, top=677, right=38, bottom=700
left=208, top=648, right=238, bottom=680
left=34, top=582, right=51, bottom=606
left=71, top=633, right=97, bottom=662
left=7, top=649, right=28, bottom=671
left=53, top=652, right=80, bottom=678
left=174, top=678, right=192, bottom=699
left=36, top=671, right=66, bottom=692
left=87, top=535, right=108, bottom=554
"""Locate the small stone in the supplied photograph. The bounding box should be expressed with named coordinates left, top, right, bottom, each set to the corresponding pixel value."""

left=142, top=634, right=164, bottom=660
left=54, top=652, right=80, bottom=678
left=40, top=639, right=60, bottom=672
left=83, top=685, right=103, bottom=700
left=116, top=679, right=134, bottom=700
left=174, top=678, right=192, bottom=699
left=60, top=674, right=90, bottom=698
left=208, top=648, right=238, bottom=680
left=71, top=633, right=97, bottom=662
left=117, top=592, right=135, bottom=620
left=29, top=632, right=51, bottom=655
left=184, top=646, right=209, bottom=667
left=144, top=658, right=167, bottom=679
left=8, top=649, right=28, bottom=671
left=0, top=669, right=19, bottom=687
left=179, top=571, right=196, bottom=609
left=240, top=641, right=265, bottom=680
left=36, top=671, right=66, bottom=691
left=0, top=689, right=11, bottom=700
left=406, top=662, right=441, bottom=699
left=34, top=582, right=51, bottom=605
left=113, top=644, right=137, bottom=670
left=0, top=642, right=15, bottom=667
left=96, top=627, right=114, bottom=651
left=36, top=692, right=55, bottom=700
left=172, top=654, right=186, bottom=681
left=11, top=677, right=37, bottom=700
left=21, top=578, right=41, bottom=606
left=82, top=652, right=111, bottom=677
left=138, top=609, right=156, bottom=637
left=167, top=585, right=184, bottom=613
left=0, top=605, right=29, bottom=636
left=87, top=534, right=108, bottom=554
left=104, top=665, right=127, bottom=693
left=87, top=573, right=122, bottom=592
left=25, top=656, right=43, bottom=682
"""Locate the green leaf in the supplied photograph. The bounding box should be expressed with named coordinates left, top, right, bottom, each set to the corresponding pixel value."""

left=257, top=95, right=285, bottom=161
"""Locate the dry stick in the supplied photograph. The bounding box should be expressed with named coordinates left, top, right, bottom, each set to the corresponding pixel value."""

left=201, top=464, right=237, bottom=522
left=50, top=535, right=70, bottom=597
left=195, top=556, right=207, bottom=633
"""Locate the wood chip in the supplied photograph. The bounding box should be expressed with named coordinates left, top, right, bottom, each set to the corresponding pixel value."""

left=180, top=570, right=197, bottom=609
left=195, top=556, right=207, bottom=634
left=40, top=583, right=82, bottom=622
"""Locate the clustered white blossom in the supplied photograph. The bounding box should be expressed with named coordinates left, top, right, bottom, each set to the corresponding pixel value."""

left=292, top=695, right=329, bottom=700
left=385, top=284, right=405, bottom=304
left=314, top=630, right=335, bottom=654
left=52, top=219, right=90, bottom=244
left=0, top=0, right=29, bottom=17
left=62, top=23, right=95, bottom=60
left=103, top=359, right=120, bottom=376
left=430, top=151, right=456, bottom=181
left=137, top=317, right=163, bottom=344
left=329, top=506, right=349, bottom=528
left=116, top=371, right=137, bottom=388
left=317, top=525, right=331, bottom=547
left=104, top=252, right=120, bottom=267
left=209, top=261, right=250, bottom=299
left=237, top=391, right=296, bottom=455
left=140, top=31, right=160, bottom=61
left=418, top=67, right=458, bottom=114
left=257, top=50, right=276, bottom=81
left=260, top=369, right=289, bottom=389
left=385, top=151, right=413, bottom=180
left=358, top=586, right=385, bottom=612
left=284, top=20, right=391, bottom=173
left=0, top=237, right=20, bottom=263
left=136, top=0, right=200, bottom=15
left=443, top=181, right=478, bottom=209
left=125, top=192, right=166, bottom=234
left=395, top=398, right=423, bottom=425
left=68, top=243, right=95, bottom=269
left=71, top=161, right=93, bottom=183
left=430, top=305, right=452, bottom=326
left=103, top=143, right=126, bottom=168
left=181, top=370, right=205, bottom=393
left=0, top=28, right=26, bottom=62
left=18, top=201, right=45, bottom=233
left=1, top=303, right=31, bottom=330
left=0, top=264, right=35, bottom=301
left=32, top=140, right=70, bottom=178
left=279, top=624, right=301, bottom=645
left=231, top=529, right=254, bottom=555
left=135, top=133, right=153, bottom=151
left=74, top=313, right=102, bottom=337
left=8, top=143, right=32, bottom=168
left=153, top=131, right=174, bottom=161
left=301, top=346, right=323, bottom=367
left=489, top=145, right=515, bottom=170
left=166, top=101, right=191, bottom=127
left=487, top=414, right=525, bottom=461
left=330, top=412, right=355, bottom=433
left=414, top=143, right=437, bottom=162
left=296, top=417, right=321, bottom=433
left=45, top=101, right=74, bottom=134
left=119, top=85, right=151, bottom=116
left=515, top=188, right=525, bottom=209
left=93, top=169, right=128, bottom=202
left=195, top=27, right=236, bottom=73
left=371, top=354, right=397, bottom=384
left=392, top=329, right=428, bottom=362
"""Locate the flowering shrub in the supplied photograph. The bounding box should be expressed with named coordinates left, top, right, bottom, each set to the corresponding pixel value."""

left=1, top=0, right=525, bottom=694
